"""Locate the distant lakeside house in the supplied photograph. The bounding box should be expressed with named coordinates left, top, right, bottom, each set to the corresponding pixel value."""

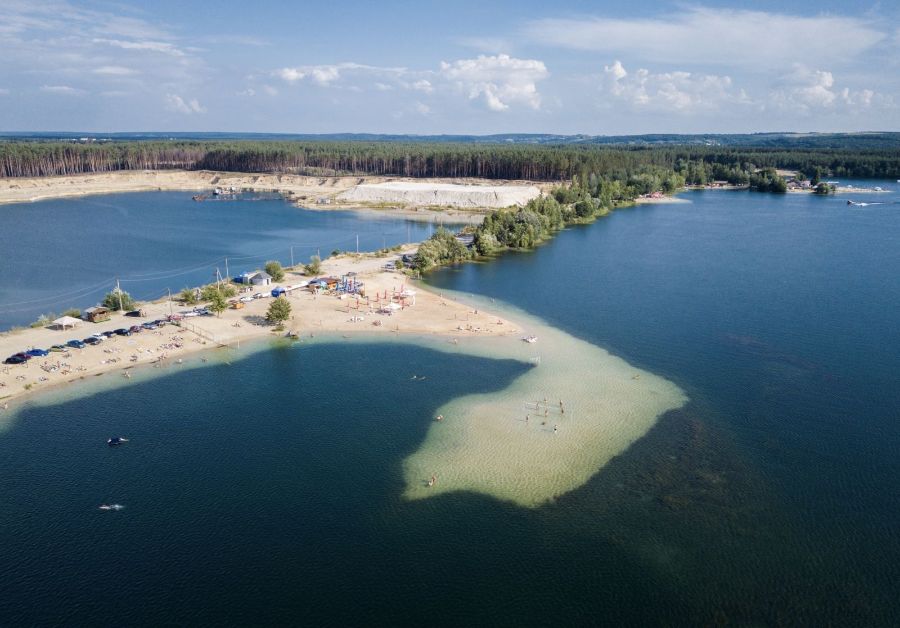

left=237, top=271, right=273, bottom=286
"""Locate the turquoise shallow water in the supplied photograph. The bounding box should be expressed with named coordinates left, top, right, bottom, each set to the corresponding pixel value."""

left=2, top=182, right=900, bottom=625
left=0, top=191, right=454, bottom=328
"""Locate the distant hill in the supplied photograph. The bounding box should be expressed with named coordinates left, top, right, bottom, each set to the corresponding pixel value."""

left=2, top=131, right=899, bottom=150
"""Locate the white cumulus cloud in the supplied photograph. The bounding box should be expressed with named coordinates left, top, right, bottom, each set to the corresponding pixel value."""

left=439, top=54, right=548, bottom=111
left=601, top=61, right=749, bottom=112
left=165, top=93, right=206, bottom=114
left=276, top=63, right=402, bottom=87
left=769, top=65, right=882, bottom=113
left=271, top=55, right=548, bottom=112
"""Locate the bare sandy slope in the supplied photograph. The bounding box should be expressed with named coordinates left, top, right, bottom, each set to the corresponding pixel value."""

left=0, top=249, right=519, bottom=408
left=336, top=181, right=541, bottom=208
left=0, top=170, right=545, bottom=210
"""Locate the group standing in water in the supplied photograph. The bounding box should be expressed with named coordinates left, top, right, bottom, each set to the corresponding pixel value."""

left=523, top=397, right=566, bottom=433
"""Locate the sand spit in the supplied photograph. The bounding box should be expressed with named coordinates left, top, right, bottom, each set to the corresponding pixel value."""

left=0, top=249, right=520, bottom=414
left=402, top=303, right=687, bottom=508
left=0, top=170, right=545, bottom=211
left=336, top=181, right=541, bottom=209
left=0, top=252, right=687, bottom=508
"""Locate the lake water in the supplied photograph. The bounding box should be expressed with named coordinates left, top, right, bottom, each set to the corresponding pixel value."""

left=1, top=182, right=899, bottom=625
left=0, top=192, right=454, bottom=328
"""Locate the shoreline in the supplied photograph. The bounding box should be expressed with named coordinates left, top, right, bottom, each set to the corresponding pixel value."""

left=0, top=170, right=547, bottom=209
left=1, top=249, right=522, bottom=411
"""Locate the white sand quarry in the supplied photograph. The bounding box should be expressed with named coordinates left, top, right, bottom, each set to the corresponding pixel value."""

left=337, top=182, right=541, bottom=208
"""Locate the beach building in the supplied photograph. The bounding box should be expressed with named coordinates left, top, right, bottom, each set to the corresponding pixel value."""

left=238, top=271, right=273, bottom=286
left=83, top=306, right=111, bottom=323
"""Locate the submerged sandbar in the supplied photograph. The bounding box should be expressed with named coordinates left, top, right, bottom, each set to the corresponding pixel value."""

left=402, top=302, right=687, bottom=508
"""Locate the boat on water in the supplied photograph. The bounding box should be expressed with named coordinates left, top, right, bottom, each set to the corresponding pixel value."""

left=99, top=504, right=124, bottom=511
left=522, top=335, right=538, bottom=343
left=107, top=437, right=129, bottom=446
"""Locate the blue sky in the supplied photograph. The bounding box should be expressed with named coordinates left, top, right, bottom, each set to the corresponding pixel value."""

left=1, top=0, right=898, bottom=134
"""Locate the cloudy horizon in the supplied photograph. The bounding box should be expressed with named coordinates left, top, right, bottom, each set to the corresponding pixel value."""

left=1, top=0, right=897, bottom=134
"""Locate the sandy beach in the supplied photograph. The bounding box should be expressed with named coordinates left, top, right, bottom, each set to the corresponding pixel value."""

left=0, top=249, right=520, bottom=408
left=0, top=170, right=546, bottom=211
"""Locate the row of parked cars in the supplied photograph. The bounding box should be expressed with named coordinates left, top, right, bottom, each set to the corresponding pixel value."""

left=4, top=319, right=172, bottom=365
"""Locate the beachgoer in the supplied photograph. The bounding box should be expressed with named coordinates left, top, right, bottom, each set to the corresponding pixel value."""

left=554, top=424, right=558, bottom=434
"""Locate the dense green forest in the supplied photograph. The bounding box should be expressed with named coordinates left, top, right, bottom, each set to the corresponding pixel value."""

left=414, top=174, right=649, bottom=271
left=1, top=140, right=898, bottom=180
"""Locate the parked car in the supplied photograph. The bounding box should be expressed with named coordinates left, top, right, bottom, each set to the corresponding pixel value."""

left=101, top=330, right=117, bottom=338
left=4, top=354, right=29, bottom=365
left=66, top=339, right=86, bottom=349
left=49, top=345, right=67, bottom=352
left=124, top=310, right=145, bottom=318
left=142, top=322, right=158, bottom=330
left=128, top=325, right=142, bottom=334
left=239, top=296, right=254, bottom=303
left=25, top=348, right=50, bottom=357
left=83, top=336, right=102, bottom=345
left=114, top=328, right=131, bottom=336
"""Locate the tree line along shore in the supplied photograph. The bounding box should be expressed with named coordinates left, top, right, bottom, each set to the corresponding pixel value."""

left=1, top=140, right=898, bottom=181
left=2, top=139, right=897, bottom=324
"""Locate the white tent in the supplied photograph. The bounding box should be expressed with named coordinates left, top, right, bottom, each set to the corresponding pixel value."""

left=53, top=315, right=82, bottom=330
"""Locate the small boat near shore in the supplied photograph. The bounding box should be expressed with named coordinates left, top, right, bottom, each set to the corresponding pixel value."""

left=522, top=335, right=538, bottom=343
left=107, top=437, right=129, bottom=446
left=99, top=504, right=124, bottom=511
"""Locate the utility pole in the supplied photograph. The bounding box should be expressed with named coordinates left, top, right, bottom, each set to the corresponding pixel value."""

left=225, top=257, right=229, bottom=280
left=116, top=279, right=123, bottom=312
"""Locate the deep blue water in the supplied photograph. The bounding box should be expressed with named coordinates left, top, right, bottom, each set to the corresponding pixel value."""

left=2, top=183, right=899, bottom=625
left=0, top=192, right=451, bottom=328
